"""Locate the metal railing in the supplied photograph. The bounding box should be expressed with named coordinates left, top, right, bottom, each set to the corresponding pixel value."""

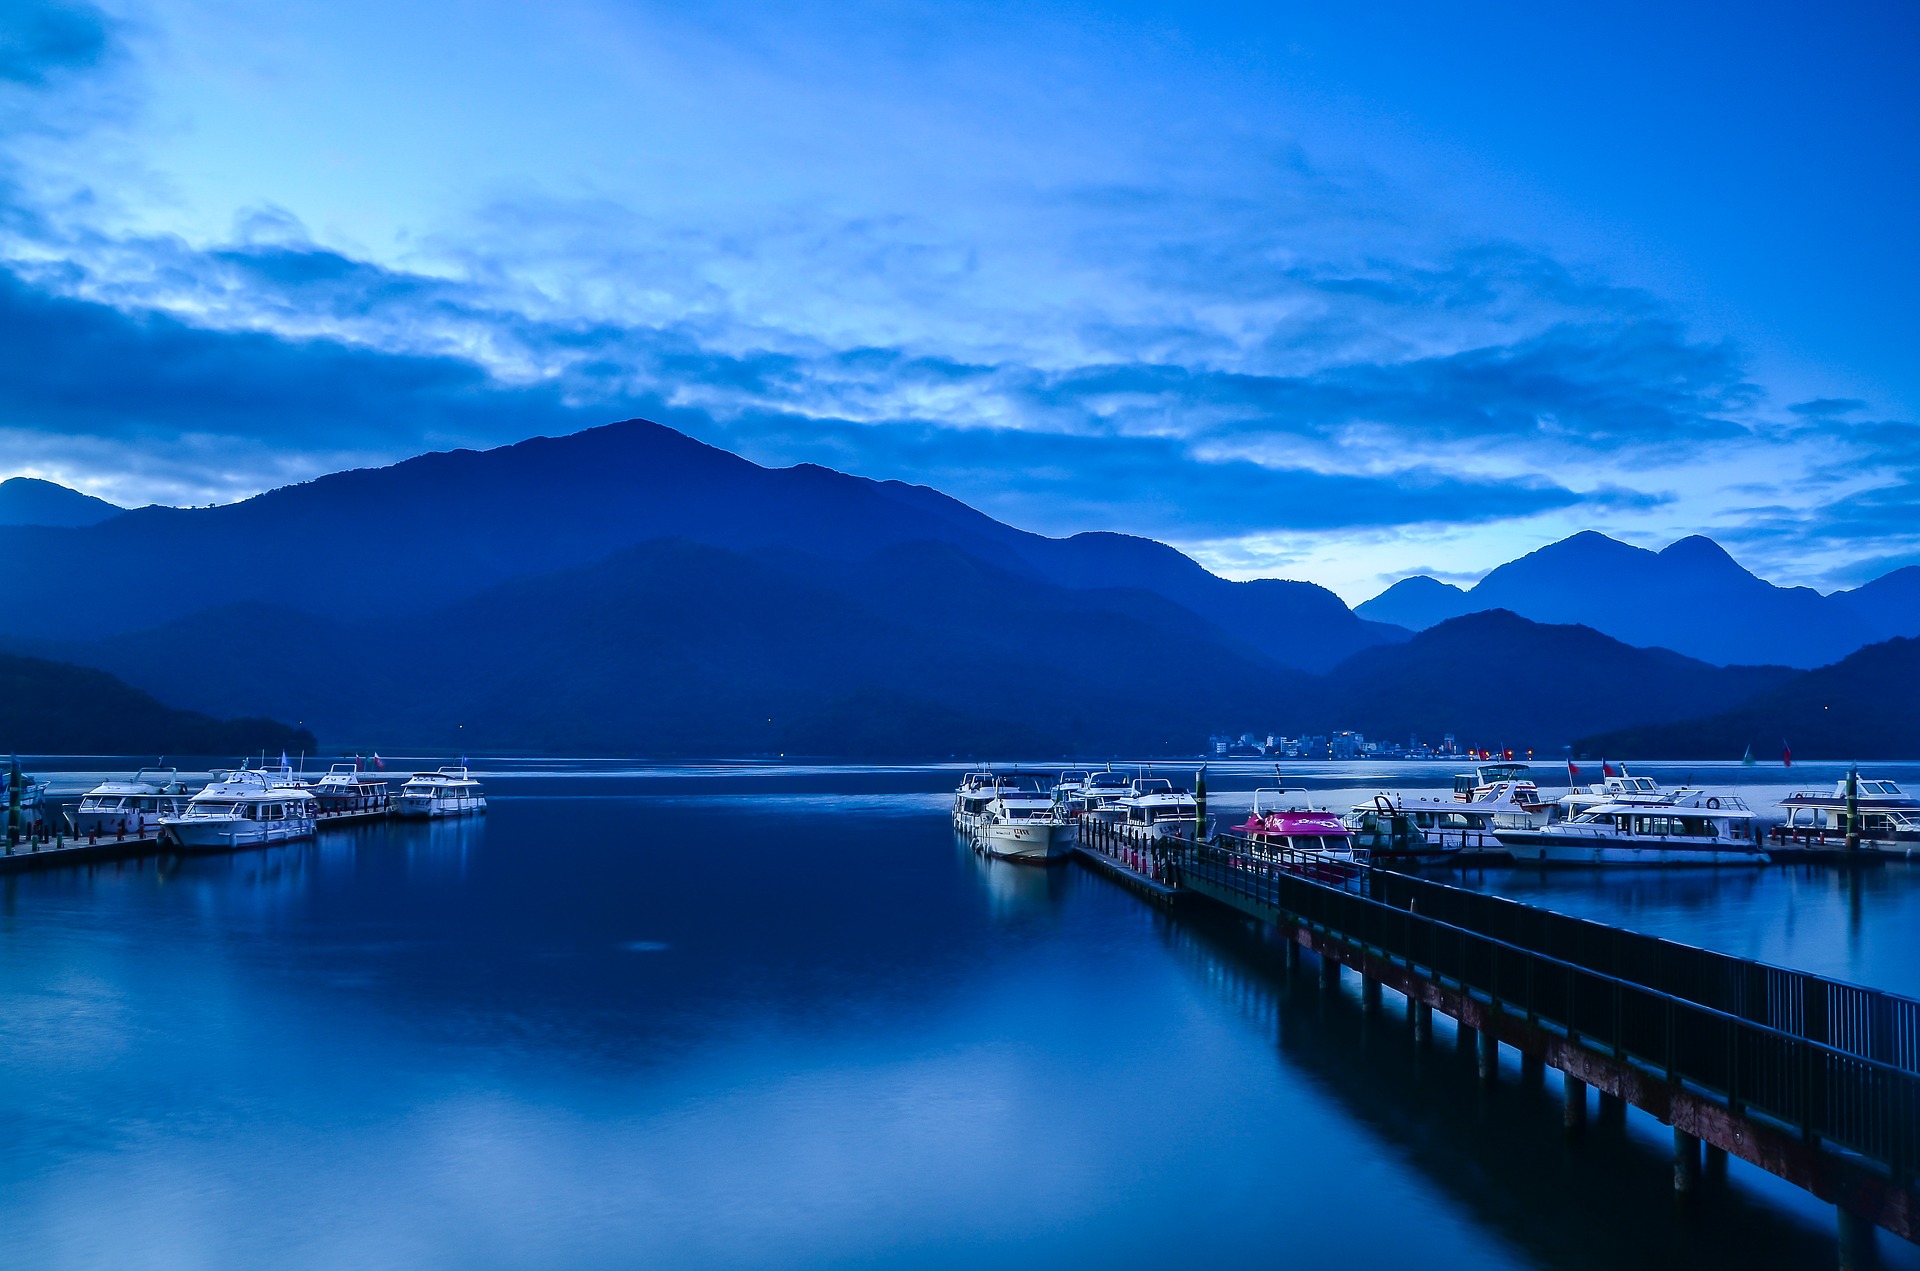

left=1180, top=840, right=1920, bottom=1177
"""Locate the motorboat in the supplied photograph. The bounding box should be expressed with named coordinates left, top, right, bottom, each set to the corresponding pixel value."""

left=1080, top=769, right=1136, bottom=823
left=1346, top=780, right=1553, bottom=865
left=1232, top=789, right=1357, bottom=858
left=1493, top=788, right=1766, bottom=865
left=161, top=768, right=317, bottom=852
left=1115, top=777, right=1201, bottom=842
left=394, top=767, right=487, bottom=818
left=1777, top=776, right=1920, bottom=850
left=952, top=771, right=1074, bottom=861
left=309, top=763, right=393, bottom=815
left=2, top=766, right=53, bottom=838
left=1051, top=770, right=1093, bottom=814
left=68, top=768, right=193, bottom=838
left=1559, top=766, right=1682, bottom=819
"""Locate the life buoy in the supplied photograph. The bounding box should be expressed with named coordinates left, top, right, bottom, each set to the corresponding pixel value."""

left=1706, top=797, right=1721, bottom=809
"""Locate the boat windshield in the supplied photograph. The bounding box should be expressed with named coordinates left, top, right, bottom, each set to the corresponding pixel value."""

left=1863, top=781, right=1905, bottom=797
left=187, top=802, right=239, bottom=817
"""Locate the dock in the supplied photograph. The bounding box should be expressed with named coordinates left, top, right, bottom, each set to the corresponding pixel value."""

left=1074, top=825, right=1920, bottom=1267
left=0, top=805, right=400, bottom=875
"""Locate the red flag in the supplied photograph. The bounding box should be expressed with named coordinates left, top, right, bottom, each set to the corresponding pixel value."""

left=372, top=753, right=386, bottom=770
left=1602, top=759, right=1617, bottom=778
left=1567, top=760, right=1582, bottom=783
left=1782, top=742, right=1792, bottom=768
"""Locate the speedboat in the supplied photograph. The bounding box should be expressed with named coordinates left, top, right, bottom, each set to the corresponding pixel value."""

left=1493, top=789, right=1766, bottom=865
left=953, top=771, right=1073, bottom=861
left=1777, top=776, right=1920, bottom=850
left=69, top=768, right=193, bottom=838
left=1116, top=777, right=1201, bottom=842
left=1233, top=789, right=1357, bottom=858
left=162, top=768, right=317, bottom=852
left=309, top=763, right=393, bottom=815
left=394, top=767, right=487, bottom=818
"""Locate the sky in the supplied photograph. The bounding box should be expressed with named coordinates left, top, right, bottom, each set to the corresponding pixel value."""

left=1, top=0, right=1916, bottom=601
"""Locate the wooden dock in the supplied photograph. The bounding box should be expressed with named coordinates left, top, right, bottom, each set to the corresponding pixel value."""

left=1076, top=825, right=1920, bottom=1267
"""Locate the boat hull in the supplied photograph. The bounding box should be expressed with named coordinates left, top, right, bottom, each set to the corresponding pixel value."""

left=1496, top=831, right=1767, bottom=866
left=394, top=796, right=487, bottom=819
left=954, top=811, right=1074, bottom=861
left=164, top=817, right=316, bottom=853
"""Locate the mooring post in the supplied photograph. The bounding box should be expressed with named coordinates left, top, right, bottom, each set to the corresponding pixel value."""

left=1837, top=1206, right=1879, bottom=1271
left=1361, top=976, right=1382, bottom=1011
left=1477, top=1030, right=1499, bottom=1084
left=1673, top=1129, right=1701, bottom=1194
left=1563, top=1076, right=1588, bottom=1132
left=1521, top=1052, right=1544, bottom=1088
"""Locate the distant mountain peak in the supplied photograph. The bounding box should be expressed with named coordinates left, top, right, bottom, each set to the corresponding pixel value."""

left=1353, top=574, right=1471, bottom=631
left=0, top=477, right=123, bottom=528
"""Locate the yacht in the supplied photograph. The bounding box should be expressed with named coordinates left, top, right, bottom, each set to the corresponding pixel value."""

left=1081, top=769, right=1137, bottom=823
left=1232, top=789, right=1357, bottom=859
left=1559, top=766, right=1681, bottom=819
left=1345, top=780, right=1551, bottom=865
left=1051, top=770, right=1093, bottom=814
left=162, top=768, right=317, bottom=851
left=1778, top=776, right=1920, bottom=849
left=309, top=763, right=393, bottom=816
left=1116, top=777, right=1201, bottom=842
left=69, top=767, right=193, bottom=838
left=394, top=767, right=487, bottom=818
left=952, top=771, right=1074, bottom=861
left=1493, top=788, right=1765, bottom=865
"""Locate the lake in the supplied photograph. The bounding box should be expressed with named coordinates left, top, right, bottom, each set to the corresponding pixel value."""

left=0, top=759, right=1915, bottom=1268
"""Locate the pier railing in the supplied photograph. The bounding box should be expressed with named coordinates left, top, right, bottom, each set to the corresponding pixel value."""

left=1181, top=841, right=1920, bottom=1177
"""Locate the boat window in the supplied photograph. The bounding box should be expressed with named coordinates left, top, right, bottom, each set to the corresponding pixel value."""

left=192, top=802, right=237, bottom=817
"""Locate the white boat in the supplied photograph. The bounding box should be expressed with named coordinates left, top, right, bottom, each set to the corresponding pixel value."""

left=69, top=768, right=193, bottom=838
left=1051, top=770, right=1093, bottom=813
left=3, top=767, right=53, bottom=838
left=1494, top=788, right=1766, bottom=865
left=161, top=768, right=317, bottom=852
left=1559, top=766, right=1682, bottom=819
left=394, top=767, right=487, bottom=818
left=1777, top=776, right=1920, bottom=850
left=1080, top=769, right=1135, bottom=823
left=1115, top=777, right=1201, bottom=842
left=309, top=763, right=393, bottom=816
left=952, top=771, right=1074, bottom=861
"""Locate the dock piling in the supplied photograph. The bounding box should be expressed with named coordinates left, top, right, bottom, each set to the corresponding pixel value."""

left=1563, top=1076, right=1588, bottom=1132
left=1477, top=1030, right=1498, bottom=1084
left=1673, top=1129, right=1701, bottom=1194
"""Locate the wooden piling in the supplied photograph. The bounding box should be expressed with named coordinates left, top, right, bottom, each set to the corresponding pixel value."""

left=1674, top=1128, right=1702, bottom=1194
left=1563, top=1076, right=1587, bottom=1132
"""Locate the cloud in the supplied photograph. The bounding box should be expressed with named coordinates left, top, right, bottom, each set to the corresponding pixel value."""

left=0, top=1, right=110, bottom=87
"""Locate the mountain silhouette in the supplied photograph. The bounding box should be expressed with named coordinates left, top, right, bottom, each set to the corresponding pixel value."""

left=1359, top=531, right=1880, bottom=667
left=0, top=477, right=122, bottom=528
left=0, top=419, right=1402, bottom=674
left=0, top=652, right=313, bottom=756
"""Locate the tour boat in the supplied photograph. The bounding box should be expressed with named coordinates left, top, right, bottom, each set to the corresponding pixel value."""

left=162, top=768, right=317, bottom=851
left=1493, top=788, right=1766, bottom=865
left=1051, top=770, right=1093, bottom=813
left=1559, top=766, right=1682, bottom=819
left=952, top=771, right=1074, bottom=861
left=1115, top=777, right=1201, bottom=842
left=69, top=767, right=193, bottom=837
left=1777, top=776, right=1920, bottom=850
left=309, top=763, right=393, bottom=815
left=1233, top=789, right=1357, bottom=858
left=394, top=767, right=487, bottom=818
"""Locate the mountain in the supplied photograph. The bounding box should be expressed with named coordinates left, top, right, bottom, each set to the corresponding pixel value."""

left=1293, top=610, right=1797, bottom=750
left=0, top=419, right=1403, bottom=673
left=1575, top=637, right=1920, bottom=760
left=0, top=477, right=122, bottom=528
left=15, top=538, right=1315, bottom=755
left=1354, top=576, right=1472, bottom=630
left=0, top=652, right=313, bottom=756
left=1360, top=532, right=1877, bottom=668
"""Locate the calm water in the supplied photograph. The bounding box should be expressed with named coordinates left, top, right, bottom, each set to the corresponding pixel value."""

left=2, top=760, right=1917, bottom=1269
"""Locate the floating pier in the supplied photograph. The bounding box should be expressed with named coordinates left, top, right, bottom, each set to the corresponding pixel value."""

left=1074, top=825, right=1920, bottom=1266
left=0, top=805, right=399, bottom=875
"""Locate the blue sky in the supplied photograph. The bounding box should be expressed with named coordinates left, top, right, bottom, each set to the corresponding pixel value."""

left=1, top=0, right=1915, bottom=600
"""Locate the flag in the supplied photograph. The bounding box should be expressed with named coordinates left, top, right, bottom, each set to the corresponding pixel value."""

left=1567, top=760, right=1582, bottom=783
left=371, top=753, right=385, bottom=770
left=1783, top=741, right=1793, bottom=768
left=1602, top=759, right=1617, bottom=778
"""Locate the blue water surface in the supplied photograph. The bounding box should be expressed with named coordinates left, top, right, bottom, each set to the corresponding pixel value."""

left=0, top=761, right=1913, bottom=1269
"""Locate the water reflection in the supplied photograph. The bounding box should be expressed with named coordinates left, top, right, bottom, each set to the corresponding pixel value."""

left=957, top=832, right=1071, bottom=921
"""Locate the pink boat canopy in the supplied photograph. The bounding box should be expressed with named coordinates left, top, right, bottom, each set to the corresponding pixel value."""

left=1237, top=810, right=1352, bottom=838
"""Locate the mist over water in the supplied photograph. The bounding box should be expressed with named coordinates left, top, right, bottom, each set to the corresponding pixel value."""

left=0, top=761, right=1915, bottom=1269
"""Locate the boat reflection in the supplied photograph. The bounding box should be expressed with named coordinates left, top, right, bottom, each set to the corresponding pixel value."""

left=957, top=830, right=1070, bottom=921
